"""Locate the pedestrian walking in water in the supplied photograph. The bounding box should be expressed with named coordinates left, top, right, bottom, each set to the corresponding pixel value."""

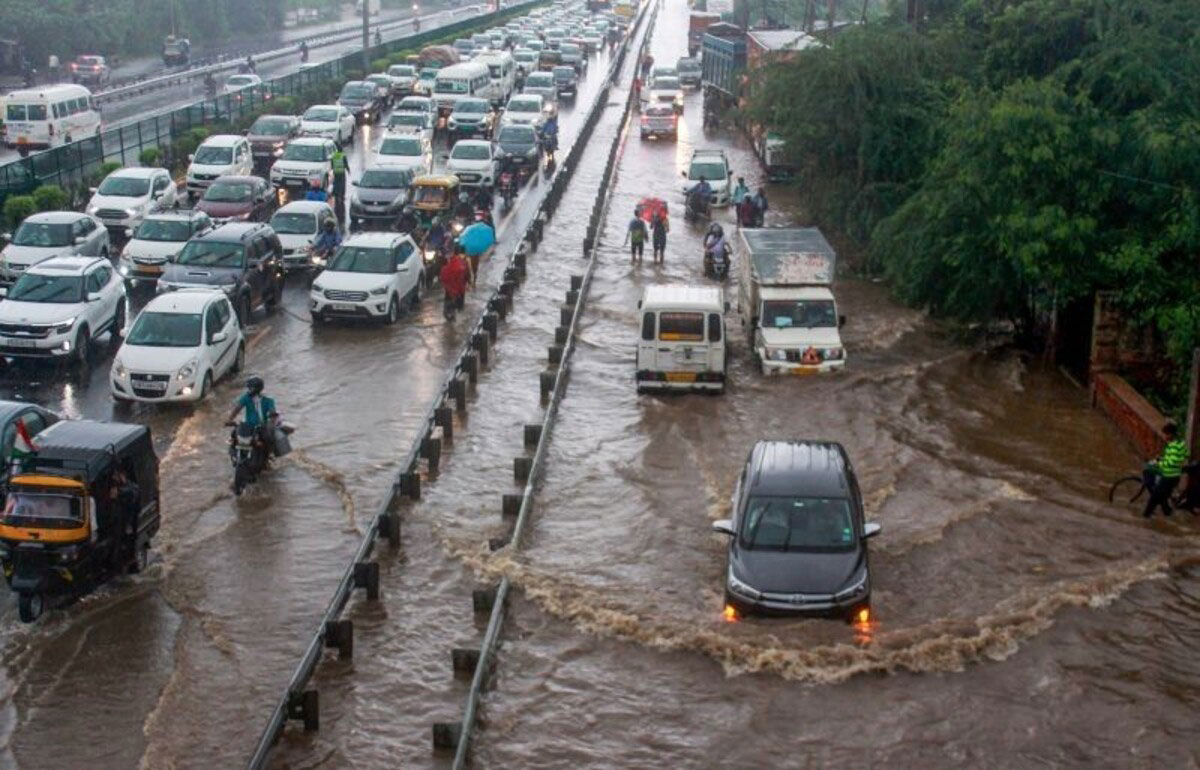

left=651, top=210, right=668, bottom=263
left=624, top=209, right=647, bottom=263
left=751, top=187, right=769, bottom=227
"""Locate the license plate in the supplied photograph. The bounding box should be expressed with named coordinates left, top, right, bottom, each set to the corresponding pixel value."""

left=137, top=264, right=164, bottom=275
left=790, top=367, right=818, bottom=376
left=665, top=371, right=696, bottom=383
left=332, top=303, right=356, bottom=312
left=4, top=338, right=36, bottom=348
left=136, top=380, right=168, bottom=391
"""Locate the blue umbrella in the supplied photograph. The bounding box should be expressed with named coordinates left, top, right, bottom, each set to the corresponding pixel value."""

left=459, top=222, right=495, bottom=257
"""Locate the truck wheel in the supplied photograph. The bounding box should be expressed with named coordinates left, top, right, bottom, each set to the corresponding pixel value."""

left=18, top=591, right=44, bottom=623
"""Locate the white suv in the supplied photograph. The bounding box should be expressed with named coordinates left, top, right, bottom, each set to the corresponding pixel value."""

left=187, top=135, right=253, bottom=197
left=269, top=136, right=337, bottom=194
left=310, top=232, right=423, bottom=325
left=300, top=104, right=356, bottom=146
left=0, top=211, right=110, bottom=285
left=111, top=289, right=245, bottom=403
left=0, top=256, right=126, bottom=362
left=86, top=166, right=179, bottom=235
left=682, top=149, right=732, bottom=207
left=446, top=139, right=498, bottom=188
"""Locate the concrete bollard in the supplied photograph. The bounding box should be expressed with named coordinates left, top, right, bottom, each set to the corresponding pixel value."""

left=566, top=288, right=579, bottom=306
left=379, top=511, right=401, bottom=545
left=570, top=274, right=583, bottom=291
left=435, top=405, right=453, bottom=442
left=489, top=296, right=508, bottom=321
left=514, top=455, right=533, bottom=483
left=432, top=722, right=462, bottom=751
left=398, top=471, right=421, bottom=500
left=462, top=351, right=479, bottom=384
left=353, top=561, right=380, bottom=601
left=472, top=332, right=489, bottom=367
left=482, top=312, right=499, bottom=339
left=540, top=370, right=557, bottom=399
left=514, top=249, right=527, bottom=272
left=489, top=534, right=511, bottom=551
left=555, top=326, right=568, bottom=345
left=421, top=436, right=442, bottom=475
left=560, top=305, right=574, bottom=326
left=473, top=584, right=499, bottom=612
left=499, top=280, right=516, bottom=298
left=524, top=424, right=543, bottom=447
left=449, top=375, right=467, bottom=412
left=287, top=689, right=320, bottom=732
left=324, top=619, right=353, bottom=660
left=502, top=493, right=522, bottom=517
left=548, top=344, right=563, bottom=365
left=452, top=647, right=481, bottom=675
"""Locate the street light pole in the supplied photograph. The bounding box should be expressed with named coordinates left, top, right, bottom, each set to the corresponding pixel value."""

left=362, top=0, right=371, bottom=72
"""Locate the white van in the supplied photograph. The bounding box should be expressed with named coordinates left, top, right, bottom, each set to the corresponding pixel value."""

left=474, top=50, right=516, bottom=106
left=432, top=61, right=491, bottom=116
left=636, top=286, right=727, bottom=394
left=1, top=84, right=101, bottom=154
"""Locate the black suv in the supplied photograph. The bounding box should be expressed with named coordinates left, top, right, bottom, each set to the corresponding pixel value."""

left=339, top=81, right=385, bottom=124
left=711, top=440, right=881, bottom=620
left=247, top=114, right=302, bottom=167
left=158, top=222, right=285, bottom=325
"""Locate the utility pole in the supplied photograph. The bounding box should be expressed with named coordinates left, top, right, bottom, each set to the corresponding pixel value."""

left=906, top=0, right=920, bottom=25
left=362, top=0, right=371, bottom=72
left=827, top=0, right=836, bottom=30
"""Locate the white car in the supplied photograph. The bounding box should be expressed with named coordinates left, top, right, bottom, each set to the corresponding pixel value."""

left=446, top=139, right=498, bottom=188
left=0, top=256, right=125, bottom=363
left=395, top=95, right=437, bottom=123
left=186, top=135, right=253, bottom=197
left=300, top=104, right=356, bottom=146
left=269, top=201, right=339, bottom=272
left=682, top=149, right=732, bottom=207
left=522, top=72, right=559, bottom=117
left=386, top=63, right=419, bottom=96
left=373, top=133, right=433, bottom=176
left=119, top=210, right=214, bottom=287
left=512, top=48, right=538, bottom=76
left=86, top=167, right=179, bottom=235
left=225, top=73, right=263, bottom=93
left=1, top=211, right=110, bottom=285
left=111, top=289, right=245, bottom=403
left=502, top=94, right=547, bottom=129
left=645, top=76, right=683, bottom=113
left=385, top=111, right=435, bottom=144
left=310, top=232, right=423, bottom=325
left=269, top=136, right=338, bottom=194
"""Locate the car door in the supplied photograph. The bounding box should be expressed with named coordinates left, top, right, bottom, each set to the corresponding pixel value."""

left=638, top=309, right=657, bottom=373
left=68, top=218, right=89, bottom=256
left=339, top=108, right=354, bottom=142
left=395, top=239, right=417, bottom=296
left=95, top=263, right=121, bottom=321
left=152, top=172, right=175, bottom=210
left=83, top=266, right=109, bottom=330
left=205, top=299, right=236, bottom=378
left=246, top=236, right=268, bottom=305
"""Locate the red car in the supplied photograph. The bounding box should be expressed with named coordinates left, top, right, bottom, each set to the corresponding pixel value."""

left=195, top=176, right=276, bottom=223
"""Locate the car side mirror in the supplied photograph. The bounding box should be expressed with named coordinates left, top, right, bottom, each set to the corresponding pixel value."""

left=680, top=170, right=686, bottom=178
left=711, top=519, right=735, bottom=537
left=838, top=314, right=846, bottom=328
left=86, top=291, right=102, bottom=302
left=187, top=153, right=195, bottom=162
left=396, top=263, right=409, bottom=272
left=0, top=287, right=7, bottom=298
left=863, top=522, right=882, bottom=539
left=210, top=331, right=228, bottom=344
left=351, top=180, right=359, bottom=186
left=89, top=186, right=98, bottom=194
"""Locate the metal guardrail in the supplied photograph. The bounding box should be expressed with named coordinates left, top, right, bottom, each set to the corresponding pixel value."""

left=446, top=2, right=657, bottom=766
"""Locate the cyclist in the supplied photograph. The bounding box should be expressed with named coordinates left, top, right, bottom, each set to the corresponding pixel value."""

left=1143, top=421, right=1189, bottom=518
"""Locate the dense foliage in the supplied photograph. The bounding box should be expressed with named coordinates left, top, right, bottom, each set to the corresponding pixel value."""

left=745, top=0, right=1200, bottom=404
left=0, top=0, right=285, bottom=63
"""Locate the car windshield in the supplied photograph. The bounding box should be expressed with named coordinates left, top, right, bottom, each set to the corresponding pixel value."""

left=646, top=105, right=674, bottom=117
left=526, top=74, right=553, bottom=87
left=562, top=44, right=580, bottom=54
left=269, top=212, right=317, bottom=234
left=7, top=273, right=83, bottom=303
left=419, top=68, right=439, bottom=80
left=740, top=496, right=856, bottom=552
left=227, top=76, right=256, bottom=87
left=398, top=99, right=429, bottom=113
left=134, top=219, right=192, bottom=242
left=340, top=84, right=374, bottom=99
left=515, top=52, right=536, bottom=62
left=126, top=311, right=202, bottom=347
left=2, top=490, right=83, bottom=530
left=389, top=115, right=424, bottom=130
left=762, top=299, right=837, bottom=329
left=390, top=66, right=415, bottom=76
left=678, top=59, right=701, bottom=73
left=456, top=101, right=487, bottom=114
left=654, top=77, right=680, bottom=90
left=176, top=241, right=245, bottom=268
left=359, top=168, right=411, bottom=189
left=498, top=126, right=535, bottom=144
left=282, top=143, right=325, bottom=162
left=97, top=176, right=151, bottom=197
left=380, top=137, right=422, bottom=157
left=203, top=182, right=253, bottom=203
left=412, top=185, right=449, bottom=204
left=509, top=98, right=539, bottom=112
left=451, top=143, right=491, bottom=160
left=654, top=67, right=677, bottom=78
left=328, top=246, right=393, bottom=273
left=368, top=76, right=391, bottom=88
left=193, top=146, right=233, bottom=165
left=11, top=222, right=73, bottom=247
left=689, top=161, right=726, bottom=181
left=435, top=79, right=469, bottom=94
left=304, top=108, right=339, bottom=122
left=250, top=118, right=292, bottom=135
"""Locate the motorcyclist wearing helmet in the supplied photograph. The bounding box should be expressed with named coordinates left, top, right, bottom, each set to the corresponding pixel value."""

left=473, top=184, right=493, bottom=212
left=540, top=116, right=559, bottom=154
left=312, top=219, right=341, bottom=260
left=227, top=377, right=277, bottom=430
left=305, top=178, right=328, bottom=202
left=704, top=221, right=727, bottom=264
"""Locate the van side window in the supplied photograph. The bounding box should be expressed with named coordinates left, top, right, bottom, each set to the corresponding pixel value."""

left=641, top=312, right=655, bottom=341
left=708, top=313, right=722, bottom=342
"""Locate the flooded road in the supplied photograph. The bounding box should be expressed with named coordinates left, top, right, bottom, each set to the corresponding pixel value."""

left=0, top=31, right=625, bottom=768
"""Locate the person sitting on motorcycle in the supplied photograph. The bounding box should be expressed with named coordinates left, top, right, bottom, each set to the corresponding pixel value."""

left=305, top=178, right=328, bottom=202
left=688, top=177, right=712, bottom=216
left=311, top=219, right=341, bottom=260
left=427, top=216, right=448, bottom=254
left=540, top=116, right=559, bottom=153
left=454, top=191, right=474, bottom=222
left=226, top=376, right=278, bottom=462
left=704, top=222, right=727, bottom=263
left=474, top=184, right=494, bottom=212
left=497, top=156, right=520, bottom=199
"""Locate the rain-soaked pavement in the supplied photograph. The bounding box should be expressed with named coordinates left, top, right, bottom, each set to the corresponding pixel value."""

left=4, top=0, right=1200, bottom=767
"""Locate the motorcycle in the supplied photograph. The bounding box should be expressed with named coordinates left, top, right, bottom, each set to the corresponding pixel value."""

left=703, top=242, right=731, bottom=280
left=540, top=131, right=558, bottom=174
left=684, top=193, right=711, bottom=223
left=498, top=170, right=517, bottom=210
left=227, top=419, right=293, bottom=495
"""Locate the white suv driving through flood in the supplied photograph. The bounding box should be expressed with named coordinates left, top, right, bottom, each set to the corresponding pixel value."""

left=310, top=233, right=423, bottom=325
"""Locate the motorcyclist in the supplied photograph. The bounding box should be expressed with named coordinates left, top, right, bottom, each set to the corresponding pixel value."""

left=439, top=248, right=471, bottom=320
left=473, top=184, right=493, bottom=212
left=704, top=222, right=728, bottom=266
left=454, top=190, right=474, bottom=222
left=540, top=116, right=559, bottom=154
left=204, top=71, right=218, bottom=96
left=311, top=219, right=341, bottom=260
left=687, top=177, right=712, bottom=218
left=245, top=54, right=256, bottom=73
left=305, top=178, right=328, bottom=202
left=225, top=376, right=278, bottom=464
left=427, top=216, right=449, bottom=255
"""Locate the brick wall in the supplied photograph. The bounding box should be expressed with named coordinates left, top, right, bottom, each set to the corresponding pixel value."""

left=1092, top=372, right=1168, bottom=460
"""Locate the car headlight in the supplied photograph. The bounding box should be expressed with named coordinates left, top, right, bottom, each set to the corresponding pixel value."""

left=118, top=263, right=130, bottom=276
left=727, top=569, right=760, bottom=600
left=834, top=571, right=868, bottom=601
left=823, top=347, right=844, bottom=361
left=765, top=348, right=788, bottom=362
left=369, top=285, right=389, bottom=296
left=125, top=207, right=139, bottom=217
left=86, top=205, right=99, bottom=215
left=176, top=359, right=197, bottom=380
left=311, top=282, right=325, bottom=293
left=54, top=316, right=77, bottom=334
left=423, top=250, right=437, bottom=263
left=112, top=360, right=127, bottom=379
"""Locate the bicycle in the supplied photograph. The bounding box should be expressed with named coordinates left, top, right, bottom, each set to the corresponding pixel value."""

left=1108, top=464, right=1199, bottom=513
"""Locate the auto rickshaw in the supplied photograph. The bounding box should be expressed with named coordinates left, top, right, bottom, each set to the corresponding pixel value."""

left=0, top=420, right=160, bottom=623
left=405, top=174, right=461, bottom=280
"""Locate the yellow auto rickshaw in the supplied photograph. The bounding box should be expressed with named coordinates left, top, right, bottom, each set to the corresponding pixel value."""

left=405, top=174, right=461, bottom=280
left=0, top=420, right=160, bottom=623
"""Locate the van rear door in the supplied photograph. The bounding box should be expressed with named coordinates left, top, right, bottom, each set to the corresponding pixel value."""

left=657, top=310, right=710, bottom=381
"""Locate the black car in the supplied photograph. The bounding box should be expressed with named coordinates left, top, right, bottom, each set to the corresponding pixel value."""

left=552, top=65, right=578, bottom=98
left=448, top=98, right=497, bottom=139
left=495, top=124, right=541, bottom=170
left=247, top=114, right=302, bottom=166
left=158, top=223, right=285, bottom=325
left=338, top=81, right=385, bottom=124
left=712, top=440, right=881, bottom=620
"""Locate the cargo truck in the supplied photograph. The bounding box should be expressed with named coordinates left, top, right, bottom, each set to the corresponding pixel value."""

left=737, top=227, right=846, bottom=375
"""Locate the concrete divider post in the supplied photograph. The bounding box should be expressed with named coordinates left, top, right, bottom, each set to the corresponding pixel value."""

left=287, top=689, right=319, bottom=732
left=324, top=619, right=353, bottom=660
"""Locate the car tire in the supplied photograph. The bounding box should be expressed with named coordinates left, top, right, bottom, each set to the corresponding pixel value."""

left=407, top=279, right=421, bottom=310
left=200, top=371, right=213, bottom=400
left=73, top=327, right=90, bottom=365
left=232, top=343, right=245, bottom=374
left=385, top=295, right=399, bottom=325
left=111, top=300, right=126, bottom=341
left=237, top=295, right=251, bottom=326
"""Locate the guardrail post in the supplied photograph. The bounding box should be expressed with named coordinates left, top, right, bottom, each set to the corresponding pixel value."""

left=514, top=456, right=532, bottom=483
left=539, top=371, right=557, bottom=399
left=435, top=405, right=454, bottom=442
left=399, top=471, right=421, bottom=500
left=548, top=345, right=563, bottom=365
left=353, top=561, right=380, bottom=601
left=502, top=494, right=522, bottom=518
left=472, top=584, right=499, bottom=612
left=489, top=296, right=508, bottom=321
left=570, top=274, right=583, bottom=291
left=566, top=288, right=579, bottom=306
left=472, top=332, right=489, bottom=367
left=421, top=435, right=442, bottom=475
left=287, top=690, right=320, bottom=732
left=482, top=312, right=499, bottom=340
left=379, top=511, right=401, bottom=545
left=555, top=326, right=568, bottom=345
left=324, top=619, right=353, bottom=659
left=560, top=305, right=574, bottom=326
left=452, top=647, right=481, bottom=675
left=433, top=722, right=462, bottom=751
left=523, top=424, right=542, bottom=447
left=449, top=374, right=468, bottom=411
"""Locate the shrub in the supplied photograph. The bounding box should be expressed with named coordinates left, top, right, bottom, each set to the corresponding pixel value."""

left=371, top=57, right=391, bottom=73
left=3, top=196, right=36, bottom=231
left=138, top=146, right=163, bottom=167
left=32, top=184, right=70, bottom=212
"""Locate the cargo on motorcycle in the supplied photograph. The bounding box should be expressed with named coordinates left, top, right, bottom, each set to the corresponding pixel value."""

left=403, top=174, right=461, bottom=281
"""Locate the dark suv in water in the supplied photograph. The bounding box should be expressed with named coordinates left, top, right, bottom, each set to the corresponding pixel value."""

left=157, top=222, right=284, bottom=324
left=712, top=440, right=881, bottom=620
